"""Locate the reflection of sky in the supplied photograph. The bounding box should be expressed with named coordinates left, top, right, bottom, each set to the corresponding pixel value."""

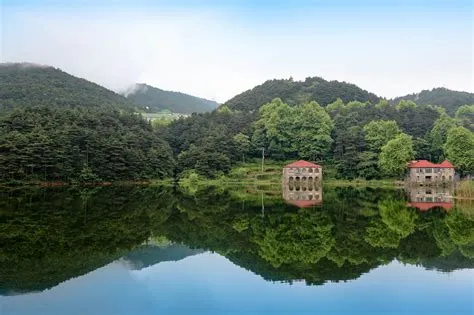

left=1, top=253, right=473, bottom=315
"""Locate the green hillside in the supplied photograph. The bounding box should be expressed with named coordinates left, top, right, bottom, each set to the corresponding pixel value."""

left=224, top=77, right=380, bottom=111
left=0, top=63, right=138, bottom=112
left=125, top=83, right=218, bottom=114
left=392, top=88, right=474, bottom=116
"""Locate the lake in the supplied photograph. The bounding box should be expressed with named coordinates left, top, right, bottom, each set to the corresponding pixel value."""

left=0, top=185, right=473, bottom=314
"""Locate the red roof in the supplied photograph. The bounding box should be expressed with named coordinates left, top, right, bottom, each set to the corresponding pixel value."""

left=407, top=160, right=454, bottom=168
left=286, top=199, right=322, bottom=208
left=407, top=202, right=453, bottom=211
left=284, top=160, right=321, bottom=168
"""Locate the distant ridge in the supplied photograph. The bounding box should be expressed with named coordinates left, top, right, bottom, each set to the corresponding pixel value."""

left=0, top=63, right=138, bottom=112
left=391, top=87, right=474, bottom=115
left=124, top=83, right=219, bottom=114
left=223, top=77, right=380, bottom=111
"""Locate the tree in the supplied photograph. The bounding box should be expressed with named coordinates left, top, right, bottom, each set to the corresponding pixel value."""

left=251, top=98, right=333, bottom=160
left=428, top=113, right=457, bottom=161
left=379, top=133, right=415, bottom=177
left=233, top=133, right=251, bottom=163
left=455, top=105, right=474, bottom=131
left=363, top=120, right=401, bottom=152
left=444, top=127, right=474, bottom=175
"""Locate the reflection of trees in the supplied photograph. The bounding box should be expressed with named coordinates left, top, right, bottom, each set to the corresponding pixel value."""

left=0, top=186, right=174, bottom=294
left=159, top=186, right=474, bottom=285
left=1, top=185, right=473, bottom=293
left=252, top=210, right=334, bottom=268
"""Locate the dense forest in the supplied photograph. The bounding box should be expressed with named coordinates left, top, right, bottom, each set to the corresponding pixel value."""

left=165, top=99, right=474, bottom=179
left=1, top=186, right=472, bottom=292
left=224, top=77, right=380, bottom=112
left=1, top=63, right=473, bottom=182
left=125, top=83, right=218, bottom=114
left=0, top=63, right=138, bottom=112
left=0, top=106, right=174, bottom=182
left=393, top=88, right=474, bottom=116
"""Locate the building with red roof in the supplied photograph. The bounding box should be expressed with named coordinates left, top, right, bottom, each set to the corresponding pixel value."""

left=283, top=160, right=322, bottom=184
left=407, top=160, right=455, bottom=185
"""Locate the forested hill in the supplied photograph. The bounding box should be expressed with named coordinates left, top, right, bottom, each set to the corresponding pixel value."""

left=224, top=77, right=380, bottom=111
left=125, top=83, right=218, bottom=114
left=0, top=63, right=138, bottom=112
left=392, top=88, right=474, bottom=116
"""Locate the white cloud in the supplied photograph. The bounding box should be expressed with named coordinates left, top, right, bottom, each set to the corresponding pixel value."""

left=2, top=6, right=472, bottom=102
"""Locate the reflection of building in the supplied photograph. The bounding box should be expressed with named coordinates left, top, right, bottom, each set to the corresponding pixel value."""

left=407, top=160, right=455, bottom=185
left=282, top=160, right=322, bottom=185
left=407, top=186, right=453, bottom=211
left=282, top=182, right=322, bottom=208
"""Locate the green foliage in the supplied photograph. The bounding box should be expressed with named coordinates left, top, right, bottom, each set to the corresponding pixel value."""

left=427, top=113, right=458, bottom=161
left=444, top=127, right=474, bottom=175
left=225, top=77, right=380, bottom=112
left=363, top=120, right=401, bottom=152
left=125, top=83, right=218, bottom=114
left=0, top=63, right=137, bottom=113
left=252, top=98, right=333, bottom=160
left=455, top=104, right=474, bottom=131
left=392, top=88, right=474, bottom=116
left=379, top=200, right=417, bottom=237
left=379, top=133, right=415, bottom=177
left=233, top=133, right=251, bottom=162
left=0, top=106, right=175, bottom=182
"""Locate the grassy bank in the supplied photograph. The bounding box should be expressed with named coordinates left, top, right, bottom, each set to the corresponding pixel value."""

left=177, top=160, right=405, bottom=192
left=455, top=180, right=474, bottom=199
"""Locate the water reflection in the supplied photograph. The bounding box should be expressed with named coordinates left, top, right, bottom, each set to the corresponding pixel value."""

left=0, top=185, right=472, bottom=296
left=407, top=186, right=454, bottom=211
left=282, top=182, right=322, bottom=208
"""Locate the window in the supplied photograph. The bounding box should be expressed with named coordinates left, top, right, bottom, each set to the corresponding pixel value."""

left=308, top=168, right=313, bottom=173
left=425, top=168, right=432, bottom=173
left=315, top=168, right=320, bottom=173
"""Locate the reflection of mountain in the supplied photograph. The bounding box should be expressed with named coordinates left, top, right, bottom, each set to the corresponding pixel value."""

left=122, top=244, right=204, bottom=270
left=0, top=185, right=472, bottom=295
left=406, top=186, right=454, bottom=211
left=419, top=250, right=474, bottom=272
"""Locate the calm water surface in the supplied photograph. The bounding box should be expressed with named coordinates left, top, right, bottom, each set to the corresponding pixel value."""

left=0, top=185, right=473, bottom=314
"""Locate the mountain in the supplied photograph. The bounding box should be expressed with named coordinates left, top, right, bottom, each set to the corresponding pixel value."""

left=125, top=83, right=219, bottom=114
left=392, top=88, right=474, bottom=116
left=122, top=244, right=204, bottom=270
left=0, top=63, right=138, bottom=112
left=224, top=77, right=380, bottom=111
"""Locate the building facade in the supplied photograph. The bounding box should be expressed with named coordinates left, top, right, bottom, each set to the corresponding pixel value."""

left=407, top=186, right=453, bottom=211
left=282, top=160, right=322, bottom=185
left=407, top=160, right=455, bottom=185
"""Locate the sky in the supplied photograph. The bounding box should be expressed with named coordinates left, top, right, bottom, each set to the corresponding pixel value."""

left=2, top=254, right=473, bottom=315
left=1, top=0, right=473, bottom=102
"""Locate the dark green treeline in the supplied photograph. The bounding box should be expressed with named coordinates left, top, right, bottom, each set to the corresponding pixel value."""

left=0, top=106, right=174, bottom=182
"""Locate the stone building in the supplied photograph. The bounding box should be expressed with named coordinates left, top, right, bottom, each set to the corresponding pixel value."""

left=407, top=160, right=455, bottom=185
left=407, top=186, right=453, bottom=211
left=282, top=160, right=322, bottom=185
